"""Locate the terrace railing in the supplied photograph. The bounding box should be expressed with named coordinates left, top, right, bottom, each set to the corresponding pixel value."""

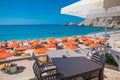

left=0, top=54, right=46, bottom=64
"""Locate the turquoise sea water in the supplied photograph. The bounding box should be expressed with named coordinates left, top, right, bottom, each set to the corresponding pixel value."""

left=0, top=25, right=116, bottom=41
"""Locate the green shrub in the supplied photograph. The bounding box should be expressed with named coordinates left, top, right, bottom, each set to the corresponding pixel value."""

left=105, top=53, right=118, bottom=67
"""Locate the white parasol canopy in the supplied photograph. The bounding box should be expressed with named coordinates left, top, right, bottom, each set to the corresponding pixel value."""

left=87, top=6, right=120, bottom=18
left=61, top=0, right=104, bottom=18
left=61, top=0, right=120, bottom=18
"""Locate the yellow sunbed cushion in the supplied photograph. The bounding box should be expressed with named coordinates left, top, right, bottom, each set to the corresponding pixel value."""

left=38, top=56, right=47, bottom=63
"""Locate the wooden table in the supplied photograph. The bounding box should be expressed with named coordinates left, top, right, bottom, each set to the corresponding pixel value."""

left=51, top=57, right=103, bottom=80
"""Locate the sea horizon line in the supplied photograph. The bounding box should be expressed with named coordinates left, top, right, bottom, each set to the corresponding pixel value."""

left=0, top=24, right=62, bottom=26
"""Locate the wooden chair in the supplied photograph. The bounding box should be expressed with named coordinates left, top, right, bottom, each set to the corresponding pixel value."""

left=82, top=52, right=106, bottom=80
left=91, top=52, right=106, bottom=67
left=32, top=54, right=63, bottom=80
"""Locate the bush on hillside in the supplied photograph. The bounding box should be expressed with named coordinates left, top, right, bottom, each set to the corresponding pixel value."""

left=105, top=53, right=118, bottom=67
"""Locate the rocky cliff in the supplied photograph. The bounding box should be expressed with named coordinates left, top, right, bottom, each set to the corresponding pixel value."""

left=79, top=16, right=120, bottom=28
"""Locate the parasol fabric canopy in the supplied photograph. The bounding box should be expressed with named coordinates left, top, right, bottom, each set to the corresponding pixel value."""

left=61, top=0, right=104, bottom=18
left=87, top=6, right=120, bottom=18
left=61, top=0, right=120, bottom=18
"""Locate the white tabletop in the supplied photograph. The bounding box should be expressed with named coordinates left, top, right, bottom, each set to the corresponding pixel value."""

left=47, top=49, right=81, bottom=58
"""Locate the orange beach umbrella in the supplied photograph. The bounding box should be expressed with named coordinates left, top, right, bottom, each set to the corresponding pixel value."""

left=89, top=43, right=101, bottom=47
left=64, top=40, right=75, bottom=46
left=19, top=40, right=25, bottom=44
left=31, top=42, right=40, bottom=47
left=61, top=36, right=68, bottom=41
left=49, top=38, right=58, bottom=44
left=83, top=40, right=92, bottom=45
left=72, top=36, right=79, bottom=40
left=17, top=46, right=30, bottom=51
left=12, top=40, right=17, bottom=43
left=30, top=40, right=40, bottom=44
left=44, top=43, right=55, bottom=48
left=49, top=38, right=56, bottom=42
left=34, top=48, right=47, bottom=54
left=0, top=52, right=13, bottom=59
left=7, top=44, right=18, bottom=49
left=0, top=48, right=6, bottom=53
left=65, top=44, right=78, bottom=50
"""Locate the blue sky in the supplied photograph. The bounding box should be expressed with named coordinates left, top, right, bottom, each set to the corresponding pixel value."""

left=0, top=0, right=84, bottom=25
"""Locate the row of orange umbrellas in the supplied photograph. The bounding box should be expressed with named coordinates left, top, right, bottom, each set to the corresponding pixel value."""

left=83, top=40, right=102, bottom=47
left=80, top=36, right=107, bottom=47
left=0, top=36, right=107, bottom=50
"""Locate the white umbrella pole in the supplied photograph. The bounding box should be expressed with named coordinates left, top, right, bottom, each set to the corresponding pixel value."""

left=104, top=9, right=107, bottom=56
left=105, top=9, right=107, bottom=39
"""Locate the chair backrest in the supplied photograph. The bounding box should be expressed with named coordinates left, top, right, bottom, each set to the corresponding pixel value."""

left=33, top=61, right=42, bottom=80
left=32, top=53, right=44, bottom=80
left=97, top=46, right=105, bottom=55
left=91, top=52, right=106, bottom=67
left=32, top=53, right=43, bottom=63
left=33, top=60, right=62, bottom=80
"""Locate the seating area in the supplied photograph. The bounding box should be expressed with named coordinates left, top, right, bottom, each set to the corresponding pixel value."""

left=32, top=49, right=106, bottom=80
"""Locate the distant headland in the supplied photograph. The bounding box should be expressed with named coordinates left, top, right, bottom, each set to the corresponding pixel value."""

left=64, top=16, right=120, bottom=29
